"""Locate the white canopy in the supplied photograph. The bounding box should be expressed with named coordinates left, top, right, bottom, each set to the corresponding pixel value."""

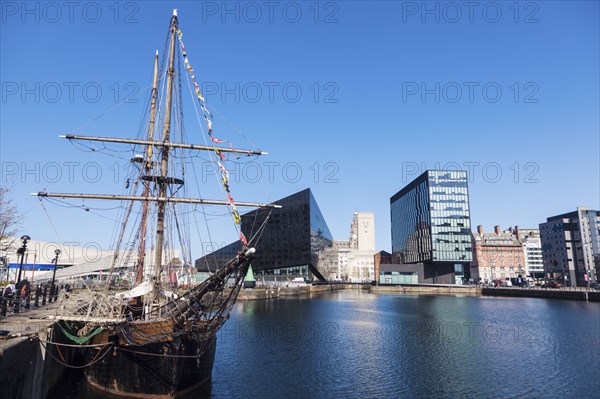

left=115, top=280, right=153, bottom=299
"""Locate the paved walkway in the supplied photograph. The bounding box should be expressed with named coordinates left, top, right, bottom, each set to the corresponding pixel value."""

left=0, top=303, right=59, bottom=337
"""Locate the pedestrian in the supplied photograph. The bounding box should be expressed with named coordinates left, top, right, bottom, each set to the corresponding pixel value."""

left=4, top=282, right=15, bottom=298
left=17, top=278, right=31, bottom=308
left=21, top=284, right=28, bottom=307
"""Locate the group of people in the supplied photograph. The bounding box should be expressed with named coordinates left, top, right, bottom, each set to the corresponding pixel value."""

left=2, top=278, right=32, bottom=308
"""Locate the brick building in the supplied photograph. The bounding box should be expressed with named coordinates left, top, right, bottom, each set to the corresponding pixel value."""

left=470, top=225, right=526, bottom=283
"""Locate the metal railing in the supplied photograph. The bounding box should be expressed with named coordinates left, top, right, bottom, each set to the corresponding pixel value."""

left=0, top=284, right=62, bottom=317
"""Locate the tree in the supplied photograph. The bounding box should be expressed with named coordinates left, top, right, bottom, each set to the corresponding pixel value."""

left=0, top=186, right=22, bottom=255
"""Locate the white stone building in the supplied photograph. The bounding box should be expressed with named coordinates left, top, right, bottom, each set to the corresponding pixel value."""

left=519, top=230, right=543, bottom=279
left=323, top=212, right=376, bottom=282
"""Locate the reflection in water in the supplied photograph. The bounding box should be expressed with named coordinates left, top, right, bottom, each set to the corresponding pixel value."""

left=58, top=289, right=600, bottom=398
left=213, top=290, right=599, bottom=399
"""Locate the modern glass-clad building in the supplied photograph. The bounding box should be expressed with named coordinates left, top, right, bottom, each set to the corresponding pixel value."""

left=390, top=170, right=472, bottom=283
left=195, top=188, right=333, bottom=282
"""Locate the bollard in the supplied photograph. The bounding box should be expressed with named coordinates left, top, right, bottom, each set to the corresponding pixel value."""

left=1, top=297, right=6, bottom=317
left=42, top=286, right=47, bottom=306
left=25, top=290, right=30, bottom=309
left=14, top=299, right=19, bottom=313
left=34, top=285, right=41, bottom=308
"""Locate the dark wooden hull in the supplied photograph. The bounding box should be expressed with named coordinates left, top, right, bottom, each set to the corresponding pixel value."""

left=84, top=335, right=216, bottom=398
left=53, top=250, right=250, bottom=397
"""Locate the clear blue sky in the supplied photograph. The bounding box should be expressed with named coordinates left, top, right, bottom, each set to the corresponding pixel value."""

left=1, top=1, right=599, bottom=258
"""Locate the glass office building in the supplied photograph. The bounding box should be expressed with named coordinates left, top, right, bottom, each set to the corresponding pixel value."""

left=390, top=170, right=472, bottom=282
left=195, top=188, right=333, bottom=281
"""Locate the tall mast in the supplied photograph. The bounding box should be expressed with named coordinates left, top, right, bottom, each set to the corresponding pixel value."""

left=136, top=50, right=159, bottom=285
left=154, top=10, right=178, bottom=287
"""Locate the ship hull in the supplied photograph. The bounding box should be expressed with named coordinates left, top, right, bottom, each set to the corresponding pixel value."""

left=84, top=335, right=216, bottom=398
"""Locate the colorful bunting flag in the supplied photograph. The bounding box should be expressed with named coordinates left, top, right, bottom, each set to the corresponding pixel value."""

left=177, top=28, right=247, bottom=245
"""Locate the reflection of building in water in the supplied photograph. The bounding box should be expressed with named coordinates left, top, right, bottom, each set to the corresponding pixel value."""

left=195, top=188, right=333, bottom=282
left=322, top=212, right=377, bottom=282
left=389, top=170, right=473, bottom=284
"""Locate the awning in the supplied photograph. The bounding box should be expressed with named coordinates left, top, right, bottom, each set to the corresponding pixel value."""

left=115, top=281, right=153, bottom=299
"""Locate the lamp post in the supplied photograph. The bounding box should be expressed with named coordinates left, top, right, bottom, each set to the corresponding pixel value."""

left=14, top=235, right=30, bottom=313
left=0, top=256, right=6, bottom=283
left=15, top=235, right=30, bottom=285
left=51, top=248, right=61, bottom=302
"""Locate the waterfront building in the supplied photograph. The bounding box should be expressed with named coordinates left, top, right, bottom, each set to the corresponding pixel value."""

left=470, top=225, right=526, bottom=283
left=378, top=263, right=420, bottom=284
left=346, top=212, right=376, bottom=282
left=390, top=170, right=473, bottom=284
left=519, top=229, right=544, bottom=280
left=539, top=207, right=600, bottom=286
left=195, top=188, right=334, bottom=282
left=322, top=212, right=377, bottom=282
left=321, top=240, right=348, bottom=281
left=374, top=250, right=399, bottom=285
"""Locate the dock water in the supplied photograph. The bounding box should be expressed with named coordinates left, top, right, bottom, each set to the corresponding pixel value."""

left=2, top=284, right=598, bottom=399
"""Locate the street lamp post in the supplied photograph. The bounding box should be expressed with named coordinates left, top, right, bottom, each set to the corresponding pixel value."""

left=51, top=249, right=61, bottom=302
left=0, top=256, right=6, bottom=283
left=14, top=235, right=30, bottom=313
left=15, top=235, right=30, bottom=285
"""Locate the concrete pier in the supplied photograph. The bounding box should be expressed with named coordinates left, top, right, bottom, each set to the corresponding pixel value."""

left=0, top=303, right=67, bottom=399
left=236, top=284, right=355, bottom=301
left=371, top=284, right=481, bottom=296
left=481, top=287, right=600, bottom=301
left=371, top=284, right=600, bottom=302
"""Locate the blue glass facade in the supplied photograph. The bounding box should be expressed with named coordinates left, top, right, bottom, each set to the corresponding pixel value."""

left=195, top=188, right=333, bottom=281
left=391, top=170, right=472, bottom=264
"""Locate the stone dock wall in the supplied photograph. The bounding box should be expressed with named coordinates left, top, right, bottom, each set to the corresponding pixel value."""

left=371, top=284, right=600, bottom=302
left=237, top=283, right=358, bottom=300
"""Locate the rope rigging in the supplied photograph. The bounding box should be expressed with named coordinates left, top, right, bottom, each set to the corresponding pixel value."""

left=34, top=12, right=276, bottom=376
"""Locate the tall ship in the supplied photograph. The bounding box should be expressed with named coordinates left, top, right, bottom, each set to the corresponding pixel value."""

left=36, top=10, right=278, bottom=398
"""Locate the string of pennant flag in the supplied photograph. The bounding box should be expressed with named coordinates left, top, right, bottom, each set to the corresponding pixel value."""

left=177, top=28, right=248, bottom=246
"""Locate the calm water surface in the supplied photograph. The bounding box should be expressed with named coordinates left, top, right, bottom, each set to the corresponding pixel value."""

left=66, top=289, right=600, bottom=398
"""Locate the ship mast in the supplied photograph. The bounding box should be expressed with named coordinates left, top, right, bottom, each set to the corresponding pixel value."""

left=136, top=50, right=159, bottom=285
left=33, top=9, right=282, bottom=295
left=153, top=9, right=178, bottom=289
